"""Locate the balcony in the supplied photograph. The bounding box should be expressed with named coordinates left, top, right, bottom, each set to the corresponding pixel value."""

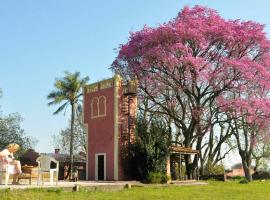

left=123, top=80, right=137, bottom=96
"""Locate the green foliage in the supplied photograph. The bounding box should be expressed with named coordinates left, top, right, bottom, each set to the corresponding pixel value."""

left=253, top=171, right=270, bottom=180
left=128, top=115, right=171, bottom=180
left=0, top=113, right=37, bottom=156
left=47, top=71, right=89, bottom=115
left=46, top=188, right=63, bottom=194
left=146, top=172, right=169, bottom=184
left=231, top=176, right=243, bottom=180
left=239, top=179, right=249, bottom=184
left=204, top=161, right=225, bottom=175
left=252, top=142, right=270, bottom=171
left=138, top=116, right=171, bottom=173
left=173, top=164, right=186, bottom=180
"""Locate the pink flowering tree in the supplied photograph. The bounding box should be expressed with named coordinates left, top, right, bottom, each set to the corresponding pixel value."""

left=112, top=6, right=270, bottom=179
left=219, top=87, right=270, bottom=181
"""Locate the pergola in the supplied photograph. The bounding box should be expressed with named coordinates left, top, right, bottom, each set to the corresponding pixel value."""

left=166, top=146, right=199, bottom=180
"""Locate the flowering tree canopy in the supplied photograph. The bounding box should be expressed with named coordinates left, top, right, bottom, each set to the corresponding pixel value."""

left=113, top=5, right=270, bottom=93
left=112, top=5, right=270, bottom=180
left=113, top=4, right=270, bottom=133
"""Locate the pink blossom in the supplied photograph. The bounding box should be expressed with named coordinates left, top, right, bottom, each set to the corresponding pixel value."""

left=112, top=5, right=270, bottom=143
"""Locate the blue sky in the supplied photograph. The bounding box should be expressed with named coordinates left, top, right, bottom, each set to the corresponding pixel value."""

left=0, top=0, right=269, bottom=158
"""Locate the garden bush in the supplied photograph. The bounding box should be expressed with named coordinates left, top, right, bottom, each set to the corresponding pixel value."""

left=230, top=176, right=243, bottom=180
left=146, top=172, right=169, bottom=184
left=239, top=179, right=249, bottom=184
left=204, top=162, right=225, bottom=175
left=253, top=171, right=270, bottom=180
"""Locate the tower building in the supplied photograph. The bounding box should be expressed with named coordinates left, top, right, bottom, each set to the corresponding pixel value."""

left=83, top=75, right=137, bottom=181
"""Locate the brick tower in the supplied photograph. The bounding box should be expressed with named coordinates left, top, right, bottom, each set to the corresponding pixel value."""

left=83, top=75, right=137, bottom=181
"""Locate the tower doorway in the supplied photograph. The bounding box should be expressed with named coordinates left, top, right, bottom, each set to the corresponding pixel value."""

left=95, top=153, right=106, bottom=181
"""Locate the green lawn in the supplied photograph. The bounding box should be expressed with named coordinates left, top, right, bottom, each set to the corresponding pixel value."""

left=1, top=181, right=270, bottom=200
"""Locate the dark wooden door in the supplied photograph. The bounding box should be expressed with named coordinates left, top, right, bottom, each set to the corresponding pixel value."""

left=98, top=155, right=105, bottom=180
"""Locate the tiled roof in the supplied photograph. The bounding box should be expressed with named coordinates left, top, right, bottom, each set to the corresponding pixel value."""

left=42, top=153, right=86, bottom=163
left=170, top=146, right=199, bottom=154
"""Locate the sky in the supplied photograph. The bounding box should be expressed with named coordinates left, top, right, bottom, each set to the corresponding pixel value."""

left=0, top=0, right=269, bottom=166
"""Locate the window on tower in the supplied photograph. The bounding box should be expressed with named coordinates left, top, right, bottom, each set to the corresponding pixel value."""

left=91, top=96, right=106, bottom=118
left=91, top=97, right=99, bottom=118
left=99, top=96, right=106, bottom=117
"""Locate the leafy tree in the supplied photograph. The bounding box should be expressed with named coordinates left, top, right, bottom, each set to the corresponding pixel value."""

left=0, top=113, right=37, bottom=157
left=47, top=71, right=89, bottom=179
left=220, top=90, right=270, bottom=181
left=129, top=115, right=171, bottom=180
left=52, top=111, right=86, bottom=156
left=252, top=141, right=270, bottom=172
left=112, top=6, right=270, bottom=179
left=200, top=112, right=236, bottom=175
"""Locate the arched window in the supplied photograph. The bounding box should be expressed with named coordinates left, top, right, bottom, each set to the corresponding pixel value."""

left=98, top=96, right=106, bottom=117
left=91, top=97, right=99, bottom=118
left=91, top=96, right=107, bottom=118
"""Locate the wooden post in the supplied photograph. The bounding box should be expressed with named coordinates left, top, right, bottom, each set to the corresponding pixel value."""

left=172, top=161, right=175, bottom=180
left=179, top=153, right=182, bottom=180
left=196, top=154, right=199, bottom=180
left=166, top=155, right=171, bottom=182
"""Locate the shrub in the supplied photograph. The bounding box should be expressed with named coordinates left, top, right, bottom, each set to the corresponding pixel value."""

left=239, top=179, right=249, bottom=184
left=146, top=172, right=169, bottom=184
left=231, top=176, right=243, bottom=180
left=253, top=171, right=270, bottom=180
left=46, top=188, right=63, bottom=194
left=127, top=116, right=171, bottom=181
left=200, top=174, right=225, bottom=181
left=204, top=162, right=225, bottom=175
left=163, top=175, right=171, bottom=183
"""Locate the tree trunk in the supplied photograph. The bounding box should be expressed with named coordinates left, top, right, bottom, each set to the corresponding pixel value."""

left=243, top=164, right=252, bottom=182
left=184, top=155, right=192, bottom=179
left=69, top=103, right=75, bottom=180
left=199, top=164, right=204, bottom=176
left=240, top=152, right=253, bottom=182
left=242, top=162, right=252, bottom=181
left=184, top=136, right=202, bottom=179
left=183, top=136, right=193, bottom=179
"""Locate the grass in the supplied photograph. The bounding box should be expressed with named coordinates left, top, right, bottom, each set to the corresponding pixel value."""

left=1, top=181, right=270, bottom=200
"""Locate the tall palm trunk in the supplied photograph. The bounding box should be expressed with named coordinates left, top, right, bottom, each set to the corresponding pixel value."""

left=69, top=102, right=75, bottom=180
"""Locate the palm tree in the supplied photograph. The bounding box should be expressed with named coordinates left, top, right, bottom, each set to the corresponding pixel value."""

left=47, top=71, right=89, bottom=180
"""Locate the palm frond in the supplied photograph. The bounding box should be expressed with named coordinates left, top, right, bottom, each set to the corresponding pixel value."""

left=47, top=71, right=89, bottom=115
left=53, top=101, right=69, bottom=115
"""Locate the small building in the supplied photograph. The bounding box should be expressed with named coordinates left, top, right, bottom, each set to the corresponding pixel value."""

left=20, top=149, right=86, bottom=180
left=83, top=75, right=137, bottom=181
left=45, top=149, right=86, bottom=180
left=226, top=163, right=255, bottom=178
